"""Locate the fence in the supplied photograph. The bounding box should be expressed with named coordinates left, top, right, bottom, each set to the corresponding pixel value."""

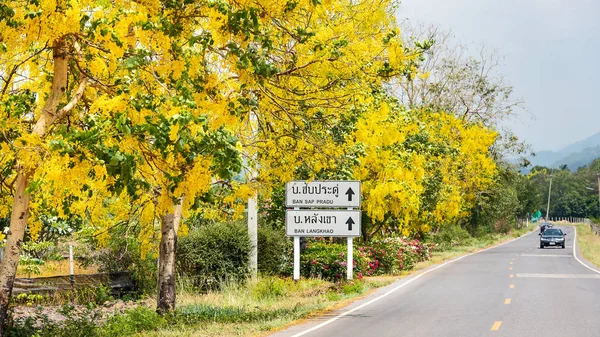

left=12, top=271, right=134, bottom=296
left=546, top=217, right=587, bottom=223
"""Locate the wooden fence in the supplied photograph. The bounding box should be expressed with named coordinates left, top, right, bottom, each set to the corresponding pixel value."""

left=12, top=271, right=134, bottom=296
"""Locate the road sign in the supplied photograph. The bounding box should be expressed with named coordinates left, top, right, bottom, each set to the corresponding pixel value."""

left=285, top=180, right=360, bottom=208
left=286, top=209, right=361, bottom=237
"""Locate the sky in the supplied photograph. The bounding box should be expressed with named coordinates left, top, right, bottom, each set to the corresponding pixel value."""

left=396, top=0, right=600, bottom=152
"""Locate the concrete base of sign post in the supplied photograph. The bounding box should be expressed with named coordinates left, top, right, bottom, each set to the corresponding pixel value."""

left=294, top=236, right=300, bottom=281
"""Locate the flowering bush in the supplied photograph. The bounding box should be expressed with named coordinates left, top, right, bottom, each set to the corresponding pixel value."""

left=356, top=237, right=434, bottom=276
left=300, top=242, right=359, bottom=281
left=295, top=237, right=435, bottom=281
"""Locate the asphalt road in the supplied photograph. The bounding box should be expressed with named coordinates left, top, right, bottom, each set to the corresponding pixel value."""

left=271, top=225, right=600, bottom=337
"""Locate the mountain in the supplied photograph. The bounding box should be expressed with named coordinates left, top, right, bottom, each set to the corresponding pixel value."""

left=551, top=145, right=600, bottom=170
left=527, top=131, right=600, bottom=171
left=554, top=132, right=600, bottom=159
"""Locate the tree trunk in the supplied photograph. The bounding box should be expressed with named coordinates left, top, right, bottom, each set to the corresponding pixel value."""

left=0, top=172, right=31, bottom=335
left=157, top=200, right=183, bottom=315
left=0, top=38, right=73, bottom=334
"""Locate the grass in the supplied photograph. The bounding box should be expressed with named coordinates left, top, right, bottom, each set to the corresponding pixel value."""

left=573, top=222, right=600, bottom=267
left=137, top=276, right=396, bottom=337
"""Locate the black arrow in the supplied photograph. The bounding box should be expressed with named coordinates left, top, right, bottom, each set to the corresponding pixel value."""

left=345, top=187, right=355, bottom=202
left=346, top=217, right=355, bottom=231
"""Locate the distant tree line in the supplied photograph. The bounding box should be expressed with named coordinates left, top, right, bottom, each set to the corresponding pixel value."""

left=523, top=159, right=600, bottom=220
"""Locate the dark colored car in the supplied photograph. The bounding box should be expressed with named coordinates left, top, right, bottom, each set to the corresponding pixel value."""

left=540, top=222, right=552, bottom=233
left=539, top=228, right=566, bottom=249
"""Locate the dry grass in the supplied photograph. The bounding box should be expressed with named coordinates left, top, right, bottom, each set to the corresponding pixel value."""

left=138, top=276, right=395, bottom=337
left=573, top=223, right=600, bottom=267
left=16, top=259, right=98, bottom=278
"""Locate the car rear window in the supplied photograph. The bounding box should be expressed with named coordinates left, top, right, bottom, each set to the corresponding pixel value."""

left=544, top=229, right=562, bottom=236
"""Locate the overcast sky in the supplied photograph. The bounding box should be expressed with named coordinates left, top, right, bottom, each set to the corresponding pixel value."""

left=396, top=0, right=600, bottom=152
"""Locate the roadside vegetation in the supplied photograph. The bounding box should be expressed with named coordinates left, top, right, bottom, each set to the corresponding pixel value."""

left=0, top=0, right=549, bottom=335
left=525, top=160, right=600, bottom=220
left=5, top=224, right=532, bottom=336
left=573, top=221, right=600, bottom=268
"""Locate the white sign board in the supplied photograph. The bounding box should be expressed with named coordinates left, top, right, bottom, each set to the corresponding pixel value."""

left=285, top=180, right=360, bottom=208
left=286, top=210, right=361, bottom=237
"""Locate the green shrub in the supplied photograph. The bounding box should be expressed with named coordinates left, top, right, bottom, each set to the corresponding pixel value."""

left=430, top=225, right=474, bottom=251
left=100, top=307, right=165, bottom=337
left=340, top=280, right=364, bottom=295
left=251, top=276, right=286, bottom=300
left=18, top=255, right=44, bottom=278
left=257, top=226, right=291, bottom=275
left=21, top=241, right=58, bottom=260
left=177, top=221, right=251, bottom=291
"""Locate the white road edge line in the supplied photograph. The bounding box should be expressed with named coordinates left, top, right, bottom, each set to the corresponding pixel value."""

left=572, top=226, right=600, bottom=275
left=289, top=230, right=535, bottom=337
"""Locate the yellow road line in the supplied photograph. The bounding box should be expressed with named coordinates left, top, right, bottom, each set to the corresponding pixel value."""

left=491, top=321, right=502, bottom=331
left=504, top=298, right=511, bottom=304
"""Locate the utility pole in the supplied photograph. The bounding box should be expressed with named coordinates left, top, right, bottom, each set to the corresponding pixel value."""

left=546, top=171, right=553, bottom=221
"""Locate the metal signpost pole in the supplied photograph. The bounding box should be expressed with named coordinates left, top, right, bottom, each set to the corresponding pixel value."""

left=293, top=207, right=300, bottom=281
left=293, top=237, right=300, bottom=281
left=347, top=207, right=353, bottom=280
left=347, top=237, right=353, bottom=280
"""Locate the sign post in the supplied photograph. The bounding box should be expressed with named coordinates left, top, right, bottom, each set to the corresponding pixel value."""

left=293, top=236, right=300, bottom=280
left=347, top=237, right=353, bottom=280
left=285, top=181, right=361, bottom=281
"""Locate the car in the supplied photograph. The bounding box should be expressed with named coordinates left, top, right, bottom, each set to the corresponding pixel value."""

left=539, top=228, right=566, bottom=249
left=539, top=222, right=553, bottom=233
